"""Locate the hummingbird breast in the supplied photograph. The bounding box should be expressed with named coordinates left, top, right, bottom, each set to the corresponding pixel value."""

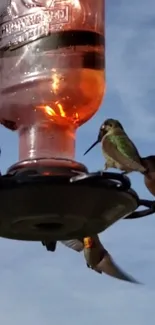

left=84, top=247, right=101, bottom=268
left=102, top=131, right=145, bottom=172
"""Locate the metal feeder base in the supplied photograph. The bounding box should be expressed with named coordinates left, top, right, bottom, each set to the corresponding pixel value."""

left=0, top=164, right=141, bottom=241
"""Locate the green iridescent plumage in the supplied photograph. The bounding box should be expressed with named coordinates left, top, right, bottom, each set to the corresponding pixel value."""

left=84, top=119, right=146, bottom=174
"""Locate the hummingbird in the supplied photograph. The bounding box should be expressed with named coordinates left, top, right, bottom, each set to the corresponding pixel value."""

left=60, top=236, right=140, bottom=284
left=84, top=118, right=146, bottom=174
left=141, top=155, right=155, bottom=196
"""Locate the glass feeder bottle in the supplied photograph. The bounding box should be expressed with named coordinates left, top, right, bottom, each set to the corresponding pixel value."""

left=0, top=0, right=106, bottom=171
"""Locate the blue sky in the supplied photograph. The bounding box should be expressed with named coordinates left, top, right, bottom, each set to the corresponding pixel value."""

left=1, top=0, right=155, bottom=324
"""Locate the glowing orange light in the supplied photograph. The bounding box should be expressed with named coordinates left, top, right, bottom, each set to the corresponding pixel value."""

left=51, top=71, right=60, bottom=94
left=37, top=104, right=66, bottom=119
left=57, top=103, right=66, bottom=117
left=44, top=105, right=57, bottom=116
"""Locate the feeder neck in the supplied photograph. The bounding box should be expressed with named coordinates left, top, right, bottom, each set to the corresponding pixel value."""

left=18, top=122, right=75, bottom=161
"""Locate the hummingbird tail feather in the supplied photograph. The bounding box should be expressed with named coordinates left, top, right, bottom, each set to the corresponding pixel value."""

left=93, top=268, right=102, bottom=274
left=97, top=253, right=141, bottom=284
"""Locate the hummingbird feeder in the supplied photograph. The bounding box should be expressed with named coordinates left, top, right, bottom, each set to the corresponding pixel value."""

left=0, top=0, right=154, bottom=243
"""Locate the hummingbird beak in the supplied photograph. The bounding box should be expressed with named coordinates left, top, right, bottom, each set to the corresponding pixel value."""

left=83, top=127, right=105, bottom=156
left=83, top=139, right=100, bottom=156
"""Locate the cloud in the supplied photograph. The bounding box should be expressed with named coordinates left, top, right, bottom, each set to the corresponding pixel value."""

left=78, top=0, right=155, bottom=165
left=106, top=0, right=155, bottom=141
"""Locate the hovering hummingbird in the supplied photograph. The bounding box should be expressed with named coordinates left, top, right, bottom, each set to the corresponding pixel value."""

left=141, top=155, right=155, bottom=196
left=60, top=236, right=140, bottom=284
left=84, top=118, right=146, bottom=175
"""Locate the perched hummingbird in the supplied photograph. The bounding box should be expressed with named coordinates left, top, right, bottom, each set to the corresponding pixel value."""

left=84, top=118, right=146, bottom=174
left=61, top=236, right=140, bottom=284
left=141, top=155, right=155, bottom=196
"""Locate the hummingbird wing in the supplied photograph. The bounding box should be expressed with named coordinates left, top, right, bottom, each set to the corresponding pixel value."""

left=61, top=239, right=84, bottom=252
left=103, top=132, right=146, bottom=172
left=96, top=249, right=141, bottom=284
left=61, top=236, right=101, bottom=253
